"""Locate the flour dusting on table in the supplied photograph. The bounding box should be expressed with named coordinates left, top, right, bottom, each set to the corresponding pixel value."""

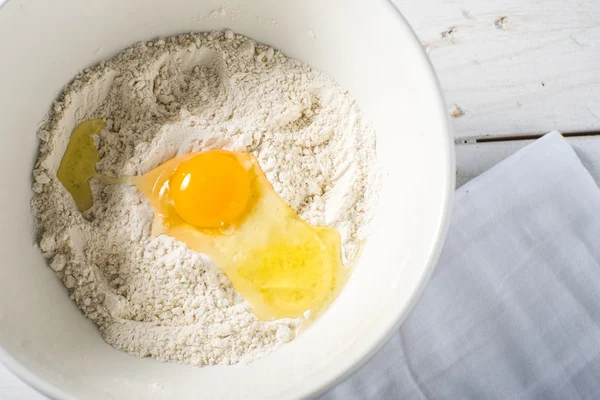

left=31, top=31, right=379, bottom=366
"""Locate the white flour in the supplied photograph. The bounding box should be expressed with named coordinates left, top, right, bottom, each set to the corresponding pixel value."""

left=31, top=31, right=379, bottom=366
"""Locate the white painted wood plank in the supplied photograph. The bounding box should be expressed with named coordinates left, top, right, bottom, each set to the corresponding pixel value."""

left=394, top=0, right=600, bottom=139
left=457, top=136, right=600, bottom=187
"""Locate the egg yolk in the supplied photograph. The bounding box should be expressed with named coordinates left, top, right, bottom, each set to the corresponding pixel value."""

left=57, top=119, right=350, bottom=323
left=170, top=152, right=251, bottom=228
left=131, top=149, right=348, bottom=322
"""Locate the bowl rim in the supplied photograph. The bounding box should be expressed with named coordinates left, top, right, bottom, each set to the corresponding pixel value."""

left=0, top=0, right=454, bottom=398
left=302, top=1, right=455, bottom=397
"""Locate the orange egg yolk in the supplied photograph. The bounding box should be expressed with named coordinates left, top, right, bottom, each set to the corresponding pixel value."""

left=130, top=149, right=348, bottom=321
left=170, top=151, right=251, bottom=228
left=58, top=117, right=350, bottom=322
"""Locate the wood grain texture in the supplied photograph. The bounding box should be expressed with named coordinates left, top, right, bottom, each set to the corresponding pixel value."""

left=393, top=0, right=600, bottom=139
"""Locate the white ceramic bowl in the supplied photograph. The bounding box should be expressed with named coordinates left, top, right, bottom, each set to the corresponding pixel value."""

left=0, top=0, right=453, bottom=398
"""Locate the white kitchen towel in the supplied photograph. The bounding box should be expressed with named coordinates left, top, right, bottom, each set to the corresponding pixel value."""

left=320, top=131, right=600, bottom=400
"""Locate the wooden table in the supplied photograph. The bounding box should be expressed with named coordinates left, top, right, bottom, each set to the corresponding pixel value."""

left=2, top=0, right=600, bottom=397
left=397, top=0, right=600, bottom=186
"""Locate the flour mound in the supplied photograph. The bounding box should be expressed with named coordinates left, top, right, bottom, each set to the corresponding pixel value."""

left=31, top=31, right=379, bottom=366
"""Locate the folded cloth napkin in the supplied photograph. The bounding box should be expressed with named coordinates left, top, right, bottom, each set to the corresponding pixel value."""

left=320, top=132, right=600, bottom=400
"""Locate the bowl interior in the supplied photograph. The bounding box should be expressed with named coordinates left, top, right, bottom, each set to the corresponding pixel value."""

left=0, top=0, right=453, bottom=398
